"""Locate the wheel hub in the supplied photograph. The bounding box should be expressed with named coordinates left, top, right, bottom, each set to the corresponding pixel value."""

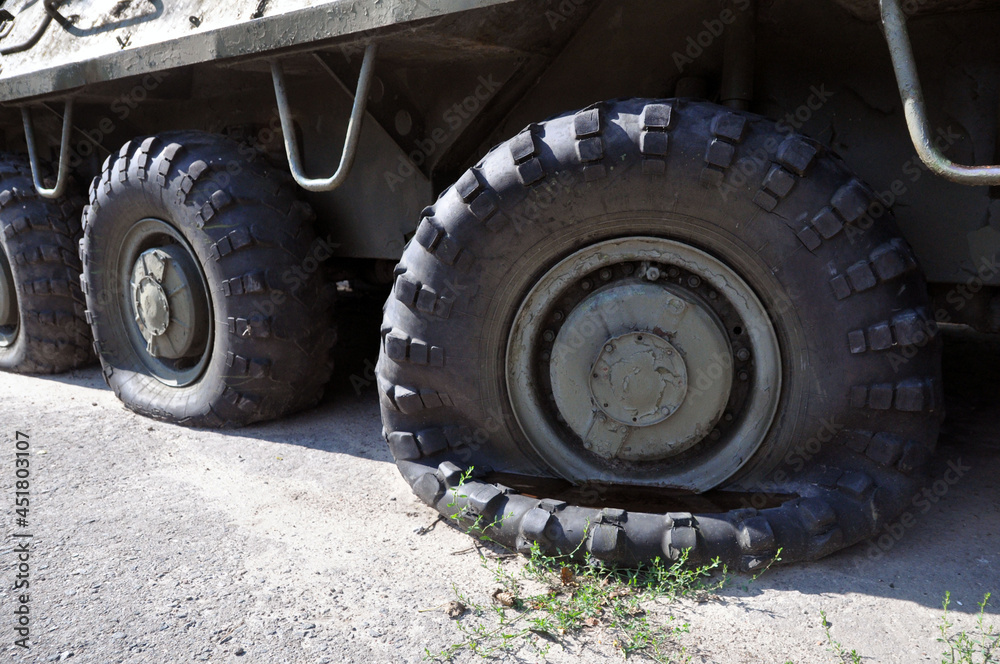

left=134, top=276, right=171, bottom=337
left=590, top=332, right=687, bottom=428
left=507, top=237, right=781, bottom=491
left=548, top=281, right=734, bottom=462
left=129, top=246, right=205, bottom=360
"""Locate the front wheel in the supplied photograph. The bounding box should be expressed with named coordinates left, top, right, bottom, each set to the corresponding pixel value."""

left=378, top=99, right=941, bottom=568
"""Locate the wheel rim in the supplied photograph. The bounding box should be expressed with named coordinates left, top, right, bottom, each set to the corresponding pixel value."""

left=116, top=218, right=212, bottom=386
left=506, top=237, right=782, bottom=492
left=0, top=244, right=18, bottom=348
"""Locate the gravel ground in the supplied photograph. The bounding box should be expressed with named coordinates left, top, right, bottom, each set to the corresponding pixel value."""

left=1, top=303, right=998, bottom=664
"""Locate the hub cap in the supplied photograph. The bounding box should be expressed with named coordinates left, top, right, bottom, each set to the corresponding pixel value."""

left=590, top=331, right=688, bottom=429
left=506, top=237, right=781, bottom=491
left=0, top=245, right=17, bottom=347
left=130, top=246, right=204, bottom=360
left=117, top=219, right=212, bottom=386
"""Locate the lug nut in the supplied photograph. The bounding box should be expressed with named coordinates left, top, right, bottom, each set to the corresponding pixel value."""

left=736, top=348, right=751, bottom=362
left=599, top=268, right=612, bottom=280
left=604, top=344, right=614, bottom=353
left=668, top=267, right=680, bottom=278
left=552, top=310, right=564, bottom=322
left=543, top=330, right=555, bottom=342
left=687, top=275, right=701, bottom=288
left=581, top=280, right=593, bottom=291
left=645, top=267, right=661, bottom=281
left=739, top=371, right=749, bottom=381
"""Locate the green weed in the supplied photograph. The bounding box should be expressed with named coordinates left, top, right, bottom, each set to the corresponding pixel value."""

left=427, top=469, right=787, bottom=661
left=938, top=592, right=998, bottom=664
left=426, top=535, right=735, bottom=662
left=821, top=610, right=863, bottom=664
left=817, top=591, right=998, bottom=664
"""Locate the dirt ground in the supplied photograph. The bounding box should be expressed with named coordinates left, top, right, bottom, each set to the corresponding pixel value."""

left=1, top=300, right=998, bottom=664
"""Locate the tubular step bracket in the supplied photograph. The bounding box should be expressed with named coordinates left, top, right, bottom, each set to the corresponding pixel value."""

left=21, top=98, right=74, bottom=200
left=270, top=43, right=378, bottom=193
left=880, top=0, right=1000, bottom=186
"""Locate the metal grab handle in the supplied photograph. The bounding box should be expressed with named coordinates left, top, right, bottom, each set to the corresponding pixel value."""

left=22, top=99, right=74, bottom=200
left=0, top=0, right=59, bottom=56
left=270, top=43, right=378, bottom=193
left=880, top=0, right=1000, bottom=186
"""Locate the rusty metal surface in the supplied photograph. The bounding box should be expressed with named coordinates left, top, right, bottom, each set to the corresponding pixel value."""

left=0, top=0, right=516, bottom=103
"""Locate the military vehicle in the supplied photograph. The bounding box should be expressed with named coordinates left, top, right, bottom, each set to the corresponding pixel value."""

left=0, top=0, right=996, bottom=569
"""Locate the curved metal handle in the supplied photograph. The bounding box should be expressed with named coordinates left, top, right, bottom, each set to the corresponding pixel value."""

left=0, top=0, right=58, bottom=56
left=880, top=0, right=1000, bottom=185
left=22, top=98, right=74, bottom=200
left=270, top=43, right=378, bottom=193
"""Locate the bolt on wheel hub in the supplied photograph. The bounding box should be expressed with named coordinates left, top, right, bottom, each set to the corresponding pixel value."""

left=589, top=332, right=688, bottom=428
left=129, top=245, right=206, bottom=360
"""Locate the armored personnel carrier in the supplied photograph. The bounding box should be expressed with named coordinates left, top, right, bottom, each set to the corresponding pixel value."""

left=1, top=0, right=996, bottom=568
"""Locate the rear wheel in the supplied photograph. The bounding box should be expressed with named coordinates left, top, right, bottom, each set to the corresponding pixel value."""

left=378, top=99, right=942, bottom=568
left=81, top=132, right=335, bottom=427
left=0, top=155, right=90, bottom=374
